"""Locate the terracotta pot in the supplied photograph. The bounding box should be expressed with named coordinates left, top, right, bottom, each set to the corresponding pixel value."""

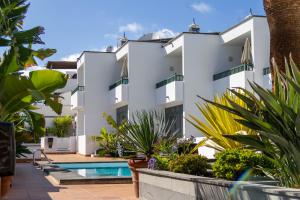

left=128, top=159, right=148, bottom=198
left=1, top=176, right=12, bottom=197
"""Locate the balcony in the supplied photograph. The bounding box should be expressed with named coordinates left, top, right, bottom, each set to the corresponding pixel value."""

left=109, top=78, right=128, bottom=106
left=213, top=64, right=254, bottom=94
left=71, top=86, right=84, bottom=110
left=155, top=74, right=184, bottom=106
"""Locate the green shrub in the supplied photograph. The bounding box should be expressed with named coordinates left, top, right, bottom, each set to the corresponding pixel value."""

left=48, top=115, right=73, bottom=137
left=168, top=154, right=209, bottom=176
left=92, top=127, right=118, bottom=156
left=212, top=149, right=270, bottom=180
left=153, top=155, right=170, bottom=170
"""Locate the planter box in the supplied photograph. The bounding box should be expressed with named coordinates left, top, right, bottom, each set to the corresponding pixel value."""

left=138, top=169, right=300, bottom=200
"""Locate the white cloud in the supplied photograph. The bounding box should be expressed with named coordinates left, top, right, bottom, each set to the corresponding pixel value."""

left=191, top=2, right=212, bottom=13
left=61, top=53, right=81, bottom=61
left=155, top=29, right=179, bottom=39
left=119, top=22, right=143, bottom=33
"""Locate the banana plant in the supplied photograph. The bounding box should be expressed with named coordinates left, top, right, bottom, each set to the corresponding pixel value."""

left=187, top=90, right=256, bottom=152
left=0, top=0, right=68, bottom=145
left=201, top=56, right=300, bottom=187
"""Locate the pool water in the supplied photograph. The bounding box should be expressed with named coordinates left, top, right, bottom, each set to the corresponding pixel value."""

left=55, top=162, right=131, bottom=177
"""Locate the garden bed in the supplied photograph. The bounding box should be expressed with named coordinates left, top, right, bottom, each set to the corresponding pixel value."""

left=138, top=169, right=300, bottom=200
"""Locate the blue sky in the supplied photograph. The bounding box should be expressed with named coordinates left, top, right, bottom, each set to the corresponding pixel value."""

left=24, top=0, right=265, bottom=65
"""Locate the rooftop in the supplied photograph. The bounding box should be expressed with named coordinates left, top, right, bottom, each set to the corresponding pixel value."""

left=46, top=61, right=77, bottom=69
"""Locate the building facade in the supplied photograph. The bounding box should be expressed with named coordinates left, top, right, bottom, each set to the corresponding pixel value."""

left=71, top=16, right=272, bottom=156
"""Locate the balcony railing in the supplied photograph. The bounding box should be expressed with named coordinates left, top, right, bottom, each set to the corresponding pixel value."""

left=156, top=74, right=184, bottom=89
left=71, top=85, right=84, bottom=95
left=109, top=77, right=129, bottom=91
left=263, top=67, right=271, bottom=75
left=213, top=64, right=253, bottom=81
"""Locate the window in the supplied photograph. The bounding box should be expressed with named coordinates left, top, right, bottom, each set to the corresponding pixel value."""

left=116, top=105, right=128, bottom=126
left=165, top=105, right=183, bottom=136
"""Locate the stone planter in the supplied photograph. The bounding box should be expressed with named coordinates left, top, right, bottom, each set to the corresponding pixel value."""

left=138, top=169, right=300, bottom=200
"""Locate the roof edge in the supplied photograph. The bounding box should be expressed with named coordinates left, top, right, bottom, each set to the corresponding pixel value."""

left=221, top=15, right=266, bottom=35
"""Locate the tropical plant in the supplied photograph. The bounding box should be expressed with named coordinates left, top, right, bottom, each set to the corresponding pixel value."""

left=263, top=0, right=300, bottom=71
left=168, top=154, right=209, bottom=176
left=0, top=0, right=68, bottom=145
left=121, top=110, right=180, bottom=160
left=212, top=149, right=272, bottom=181
left=176, top=136, right=196, bottom=155
left=201, top=57, right=300, bottom=187
left=187, top=90, right=255, bottom=152
left=47, top=115, right=72, bottom=137
left=92, top=127, right=118, bottom=156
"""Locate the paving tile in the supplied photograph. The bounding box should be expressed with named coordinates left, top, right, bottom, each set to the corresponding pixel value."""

left=4, top=162, right=137, bottom=200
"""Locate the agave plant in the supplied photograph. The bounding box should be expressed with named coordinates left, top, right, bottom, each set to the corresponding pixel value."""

left=187, top=90, right=255, bottom=152
left=121, top=110, right=180, bottom=160
left=202, top=57, right=300, bottom=188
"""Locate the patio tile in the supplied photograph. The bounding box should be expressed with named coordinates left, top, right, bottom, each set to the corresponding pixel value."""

left=4, top=162, right=137, bottom=200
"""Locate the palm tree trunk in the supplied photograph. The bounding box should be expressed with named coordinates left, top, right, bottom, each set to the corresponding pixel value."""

left=264, top=0, right=300, bottom=71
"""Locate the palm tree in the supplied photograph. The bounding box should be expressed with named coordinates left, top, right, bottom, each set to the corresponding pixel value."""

left=264, top=0, right=300, bottom=71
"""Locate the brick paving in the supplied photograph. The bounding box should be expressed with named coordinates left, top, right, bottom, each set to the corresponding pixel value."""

left=4, top=163, right=137, bottom=200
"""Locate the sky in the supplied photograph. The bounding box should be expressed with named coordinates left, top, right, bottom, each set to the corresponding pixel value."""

left=23, top=0, right=265, bottom=65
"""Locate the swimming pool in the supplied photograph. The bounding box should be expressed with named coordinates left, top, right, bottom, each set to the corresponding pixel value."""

left=55, top=162, right=131, bottom=178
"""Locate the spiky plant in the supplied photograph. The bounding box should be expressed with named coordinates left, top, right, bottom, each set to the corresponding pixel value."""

left=121, top=110, right=180, bottom=160
left=187, top=90, right=255, bottom=152
left=202, top=56, right=300, bottom=188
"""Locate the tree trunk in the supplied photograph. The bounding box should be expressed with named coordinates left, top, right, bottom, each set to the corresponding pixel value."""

left=264, top=0, right=300, bottom=70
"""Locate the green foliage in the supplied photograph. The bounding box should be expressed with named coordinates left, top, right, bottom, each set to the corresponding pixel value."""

left=0, top=0, right=68, bottom=147
left=48, top=115, right=72, bottom=137
left=92, top=127, right=117, bottom=156
left=121, top=110, right=180, bottom=160
left=202, top=57, right=300, bottom=187
left=212, top=149, right=271, bottom=181
left=187, top=90, right=255, bottom=152
left=154, top=138, right=175, bottom=155
left=153, top=155, right=170, bottom=171
left=168, top=154, right=209, bottom=176
left=176, top=137, right=195, bottom=155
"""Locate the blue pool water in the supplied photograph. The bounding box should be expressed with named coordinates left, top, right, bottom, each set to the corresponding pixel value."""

left=55, top=162, right=131, bottom=177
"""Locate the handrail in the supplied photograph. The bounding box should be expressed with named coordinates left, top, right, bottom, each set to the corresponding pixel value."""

left=213, top=64, right=253, bottom=81
left=71, top=85, right=84, bottom=95
left=33, top=149, right=51, bottom=165
left=156, top=74, right=184, bottom=89
left=109, top=77, right=129, bottom=90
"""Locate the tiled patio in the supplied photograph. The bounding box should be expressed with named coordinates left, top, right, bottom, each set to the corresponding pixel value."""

left=46, top=154, right=127, bottom=163
left=4, top=163, right=137, bottom=200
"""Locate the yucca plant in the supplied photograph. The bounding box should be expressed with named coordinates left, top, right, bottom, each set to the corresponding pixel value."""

left=187, top=90, right=255, bottom=152
left=202, top=56, right=300, bottom=188
left=121, top=110, right=180, bottom=160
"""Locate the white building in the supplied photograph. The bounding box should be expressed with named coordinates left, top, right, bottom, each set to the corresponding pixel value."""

left=71, top=15, right=272, bottom=156
left=35, top=61, right=77, bottom=128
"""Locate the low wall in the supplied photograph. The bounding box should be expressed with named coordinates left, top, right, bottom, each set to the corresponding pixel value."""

left=138, top=169, right=300, bottom=200
left=41, top=136, right=76, bottom=153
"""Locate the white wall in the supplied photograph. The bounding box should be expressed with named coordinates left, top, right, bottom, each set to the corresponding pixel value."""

left=182, top=33, right=239, bottom=138
left=127, top=42, right=179, bottom=116
left=76, top=52, right=118, bottom=155
left=252, top=17, right=270, bottom=86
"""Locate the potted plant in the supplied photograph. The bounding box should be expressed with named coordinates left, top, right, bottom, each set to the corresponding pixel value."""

left=121, top=110, right=179, bottom=197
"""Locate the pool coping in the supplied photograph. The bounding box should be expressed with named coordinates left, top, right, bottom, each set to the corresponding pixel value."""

left=38, top=161, right=132, bottom=185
